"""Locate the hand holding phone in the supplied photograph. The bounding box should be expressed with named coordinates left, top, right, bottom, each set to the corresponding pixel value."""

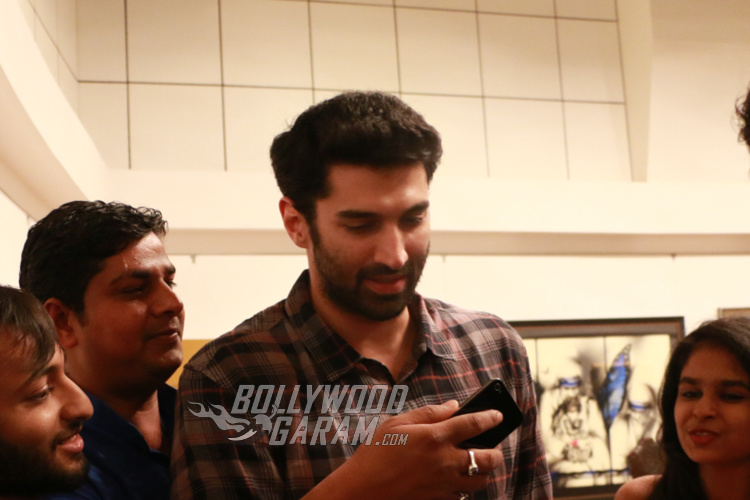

left=453, top=378, right=524, bottom=448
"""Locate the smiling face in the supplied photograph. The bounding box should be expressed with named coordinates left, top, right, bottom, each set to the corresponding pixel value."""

left=0, top=343, right=93, bottom=495
left=674, top=343, right=750, bottom=469
left=64, top=232, right=184, bottom=395
left=306, top=163, right=431, bottom=322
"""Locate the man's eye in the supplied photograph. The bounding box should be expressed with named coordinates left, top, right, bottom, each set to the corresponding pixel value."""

left=402, top=215, right=425, bottom=227
left=346, top=223, right=375, bottom=232
left=166, top=280, right=177, bottom=289
left=29, top=387, right=52, bottom=403
left=121, top=282, right=150, bottom=295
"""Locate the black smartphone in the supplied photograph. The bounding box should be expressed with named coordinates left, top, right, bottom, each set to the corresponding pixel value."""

left=453, top=378, right=524, bottom=448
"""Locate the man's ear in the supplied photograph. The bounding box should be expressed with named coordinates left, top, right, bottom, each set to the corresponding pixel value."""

left=44, top=298, right=80, bottom=349
left=279, top=197, right=310, bottom=249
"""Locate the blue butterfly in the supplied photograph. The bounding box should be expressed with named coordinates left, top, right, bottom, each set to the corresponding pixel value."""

left=598, top=345, right=631, bottom=429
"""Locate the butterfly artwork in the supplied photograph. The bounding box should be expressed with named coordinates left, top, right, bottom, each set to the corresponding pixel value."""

left=597, top=344, right=632, bottom=430
left=512, top=319, right=682, bottom=494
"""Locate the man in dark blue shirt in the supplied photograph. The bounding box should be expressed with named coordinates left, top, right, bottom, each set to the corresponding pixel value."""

left=20, top=201, right=185, bottom=500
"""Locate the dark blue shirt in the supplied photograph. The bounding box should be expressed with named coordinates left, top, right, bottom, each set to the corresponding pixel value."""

left=46, top=385, right=175, bottom=500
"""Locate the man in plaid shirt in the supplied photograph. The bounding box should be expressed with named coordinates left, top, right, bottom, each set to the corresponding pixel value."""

left=171, top=92, right=552, bottom=499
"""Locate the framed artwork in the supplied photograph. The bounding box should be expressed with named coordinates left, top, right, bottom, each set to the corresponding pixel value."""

left=717, top=307, right=750, bottom=318
left=510, top=317, right=685, bottom=500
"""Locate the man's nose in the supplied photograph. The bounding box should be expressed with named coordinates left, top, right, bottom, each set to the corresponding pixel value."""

left=373, top=225, right=408, bottom=270
left=60, top=376, right=94, bottom=423
left=153, top=280, right=185, bottom=317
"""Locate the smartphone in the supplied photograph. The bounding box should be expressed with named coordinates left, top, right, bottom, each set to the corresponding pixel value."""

left=453, top=378, right=524, bottom=448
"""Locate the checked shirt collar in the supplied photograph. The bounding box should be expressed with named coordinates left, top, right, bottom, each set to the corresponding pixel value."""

left=284, top=271, right=458, bottom=385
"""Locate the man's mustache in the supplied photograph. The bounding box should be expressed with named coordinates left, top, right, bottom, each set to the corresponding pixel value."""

left=358, top=262, right=414, bottom=281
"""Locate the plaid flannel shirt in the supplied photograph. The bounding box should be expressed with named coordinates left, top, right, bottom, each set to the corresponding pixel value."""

left=171, top=271, right=551, bottom=499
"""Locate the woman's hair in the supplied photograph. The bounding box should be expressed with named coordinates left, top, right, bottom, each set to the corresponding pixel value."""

left=737, top=85, right=750, bottom=151
left=649, top=317, right=750, bottom=500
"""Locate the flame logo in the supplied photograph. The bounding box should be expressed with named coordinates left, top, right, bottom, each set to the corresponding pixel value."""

left=187, top=401, right=278, bottom=442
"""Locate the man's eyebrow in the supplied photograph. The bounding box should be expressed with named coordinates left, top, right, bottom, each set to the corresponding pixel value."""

left=403, top=201, right=430, bottom=214
left=109, top=266, right=176, bottom=285
left=23, top=362, right=55, bottom=387
left=337, top=202, right=430, bottom=219
left=337, top=209, right=376, bottom=219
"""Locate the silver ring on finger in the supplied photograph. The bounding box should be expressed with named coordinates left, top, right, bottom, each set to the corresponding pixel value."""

left=467, top=449, right=480, bottom=476
left=458, top=493, right=470, bottom=500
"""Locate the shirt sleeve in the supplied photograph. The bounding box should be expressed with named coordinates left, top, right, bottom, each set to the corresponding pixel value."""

left=170, top=364, right=286, bottom=500
left=512, top=348, right=553, bottom=500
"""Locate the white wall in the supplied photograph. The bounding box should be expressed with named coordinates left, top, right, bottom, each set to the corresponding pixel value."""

left=168, top=252, right=750, bottom=340
left=647, top=0, right=750, bottom=181
left=2, top=0, right=750, bottom=347
left=18, top=0, right=78, bottom=110
left=0, top=188, right=30, bottom=288
left=70, top=0, right=629, bottom=179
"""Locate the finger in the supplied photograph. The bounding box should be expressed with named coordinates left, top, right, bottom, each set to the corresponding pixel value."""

left=439, top=409, right=503, bottom=445
left=461, top=448, right=504, bottom=475
left=446, top=448, right=502, bottom=481
left=391, top=400, right=460, bottom=426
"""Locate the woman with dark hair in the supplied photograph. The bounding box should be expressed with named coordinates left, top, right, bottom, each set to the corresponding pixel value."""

left=616, top=317, right=750, bottom=500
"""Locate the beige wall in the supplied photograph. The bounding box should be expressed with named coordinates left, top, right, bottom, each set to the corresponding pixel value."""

left=74, top=0, right=630, bottom=179
left=0, top=190, right=29, bottom=287
left=2, top=0, right=750, bottom=350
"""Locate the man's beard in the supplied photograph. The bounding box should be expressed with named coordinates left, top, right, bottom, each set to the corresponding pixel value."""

left=312, top=235, right=429, bottom=322
left=0, top=434, right=89, bottom=495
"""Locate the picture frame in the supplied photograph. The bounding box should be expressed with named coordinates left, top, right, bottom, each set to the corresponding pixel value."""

left=717, top=307, right=750, bottom=318
left=510, top=317, right=685, bottom=500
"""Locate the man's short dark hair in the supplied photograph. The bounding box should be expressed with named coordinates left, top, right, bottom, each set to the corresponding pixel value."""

left=270, top=91, right=442, bottom=222
left=20, top=200, right=167, bottom=313
left=0, top=285, right=57, bottom=375
left=737, top=85, right=750, bottom=150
